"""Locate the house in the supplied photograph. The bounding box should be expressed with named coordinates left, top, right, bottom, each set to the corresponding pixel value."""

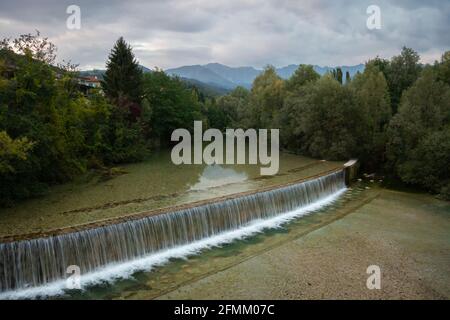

left=77, top=75, right=102, bottom=88
left=76, top=75, right=103, bottom=95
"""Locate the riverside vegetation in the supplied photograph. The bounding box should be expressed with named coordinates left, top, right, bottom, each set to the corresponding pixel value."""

left=0, top=31, right=449, bottom=207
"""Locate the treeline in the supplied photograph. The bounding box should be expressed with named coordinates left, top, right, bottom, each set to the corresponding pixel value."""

left=0, top=33, right=202, bottom=206
left=0, top=32, right=449, bottom=206
left=209, top=48, right=450, bottom=199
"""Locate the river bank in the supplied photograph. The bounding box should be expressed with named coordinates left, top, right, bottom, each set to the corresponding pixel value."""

left=1, top=154, right=448, bottom=300
left=0, top=152, right=343, bottom=238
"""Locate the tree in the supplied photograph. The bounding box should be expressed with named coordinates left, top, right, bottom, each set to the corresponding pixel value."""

left=386, top=47, right=422, bottom=113
left=330, top=67, right=343, bottom=84
left=248, top=66, right=284, bottom=128
left=204, top=86, right=251, bottom=130
left=0, top=33, right=145, bottom=205
left=436, top=51, right=450, bottom=85
left=345, top=71, right=351, bottom=84
left=102, top=37, right=143, bottom=109
left=336, top=67, right=343, bottom=84
left=1, top=30, right=57, bottom=64
left=368, top=56, right=390, bottom=77
left=142, top=70, right=202, bottom=144
left=99, top=38, right=149, bottom=160
left=203, top=99, right=228, bottom=131
left=350, top=63, right=391, bottom=169
left=398, top=129, right=450, bottom=199
left=386, top=66, right=450, bottom=198
left=285, top=65, right=320, bottom=90
left=280, top=65, right=320, bottom=150
left=283, top=75, right=365, bottom=159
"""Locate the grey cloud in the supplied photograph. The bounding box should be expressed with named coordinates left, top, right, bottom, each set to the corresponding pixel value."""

left=0, top=0, right=448, bottom=70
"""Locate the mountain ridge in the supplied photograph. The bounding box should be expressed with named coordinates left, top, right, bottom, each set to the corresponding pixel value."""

left=79, top=62, right=365, bottom=93
left=166, top=62, right=365, bottom=89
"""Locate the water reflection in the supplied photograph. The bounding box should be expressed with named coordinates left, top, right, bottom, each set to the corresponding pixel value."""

left=189, top=165, right=248, bottom=191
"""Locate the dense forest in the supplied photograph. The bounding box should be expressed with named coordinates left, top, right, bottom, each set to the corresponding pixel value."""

left=0, top=32, right=449, bottom=206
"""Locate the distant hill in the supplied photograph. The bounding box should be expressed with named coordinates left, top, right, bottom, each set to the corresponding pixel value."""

left=139, top=65, right=152, bottom=73
left=203, top=63, right=260, bottom=88
left=276, top=64, right=299, bottom=79
left=166, top=63, right=365, bottom=90
left=181, top=77, right=231, bottom=97
left=79, top=62, right=365, bottom=96
left=165, top=65, right=237, bottom=89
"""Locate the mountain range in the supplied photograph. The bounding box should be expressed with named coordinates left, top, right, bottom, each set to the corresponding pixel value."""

left=80, top=62, right=365, bottom=95
left=165, top=63, right=365, bottom=90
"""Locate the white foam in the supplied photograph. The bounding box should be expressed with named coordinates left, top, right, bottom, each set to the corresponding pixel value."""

left=0, top=187, right=346, bottom=300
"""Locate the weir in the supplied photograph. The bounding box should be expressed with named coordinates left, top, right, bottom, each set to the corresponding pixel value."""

left=0, top=169, right=346, bottom=294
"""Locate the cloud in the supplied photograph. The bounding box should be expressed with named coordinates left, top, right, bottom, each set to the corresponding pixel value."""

left=0, top=0, right=448, bottom=69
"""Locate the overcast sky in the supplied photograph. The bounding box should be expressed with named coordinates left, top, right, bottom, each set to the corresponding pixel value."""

left=0, top=0, right=448, bottom=70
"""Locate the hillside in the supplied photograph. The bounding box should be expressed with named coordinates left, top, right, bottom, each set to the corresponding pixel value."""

left=165, top=65, right=236, bottom=89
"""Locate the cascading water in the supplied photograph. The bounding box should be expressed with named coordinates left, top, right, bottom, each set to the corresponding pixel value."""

left=0, top=170, right=346, bottom=297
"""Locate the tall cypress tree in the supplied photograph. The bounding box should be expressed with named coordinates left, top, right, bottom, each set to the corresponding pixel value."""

left=336, top=67, right=343, bottom=84
left=102, top=37, right=143, bottom=105
left=345, top=71, right=351, bottom=83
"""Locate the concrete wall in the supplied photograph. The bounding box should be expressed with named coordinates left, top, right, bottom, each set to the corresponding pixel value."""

left=344, top=159, right=359, bottom=185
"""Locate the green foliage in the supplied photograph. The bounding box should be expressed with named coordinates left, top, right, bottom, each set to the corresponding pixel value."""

left=436, top=51, right=450, bottom=85
left=285, top=65, right=320, bottom=90
left=283, top=75, right=365, bottom=159
left=211, top=86, right=249, bottom=130
left=0, top=51, right=107, bottom=203
left=367, top=56, right=390, bottom=76
left=370, top=47, right=421, bottom=113
left=350, top=63, right=391, bottom=169
left=278, top=65, right=320, bottom=150
left=202, top=99, right=226, bottom=131
left=396, top=129, right=450, bottom=199
left=386, top=65, right=450, bottom=198
left=94, top=37, right=150, bottom=162
left=98, top=107, right=149, bottom=164
left=206, top=49, right=448, bottom=198
left=0, top=34, right=150, bottom=205
left=387, top=47, right=422, bottom=113
left=142, top=70, right=202, bottom=144
left=0, top=131, right=34, bottom=174
left=248, top=66, right=284, bottom=128
left=0, top=30, right=57, bottom=65
left=276, top=63, right=391, bottom=163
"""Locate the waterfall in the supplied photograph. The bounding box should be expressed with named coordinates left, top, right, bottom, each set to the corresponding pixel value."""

left=0, top=170, right=346, bottom=296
